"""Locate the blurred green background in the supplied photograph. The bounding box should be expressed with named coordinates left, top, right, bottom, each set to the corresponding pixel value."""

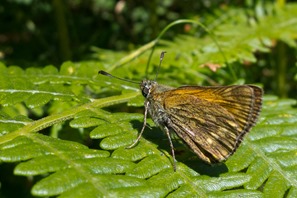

left=0, top=0, right=296, bottom=96
left=0, top=1, right=288, bottom=63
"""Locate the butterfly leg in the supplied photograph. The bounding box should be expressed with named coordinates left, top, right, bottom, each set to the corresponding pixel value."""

left=164, top=126, right=177, bottom=171
left=126, top=100, right=150, bottom=149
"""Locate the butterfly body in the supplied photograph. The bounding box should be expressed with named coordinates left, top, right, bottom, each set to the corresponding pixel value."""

left=141, top=80, right=263, bottom=164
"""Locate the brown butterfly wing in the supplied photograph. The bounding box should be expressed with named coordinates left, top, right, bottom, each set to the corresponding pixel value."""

left=158, top=85, right=262, bottom=163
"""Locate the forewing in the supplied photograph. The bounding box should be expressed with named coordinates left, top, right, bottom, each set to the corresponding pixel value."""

left=160, top=85, right=262, bottom=163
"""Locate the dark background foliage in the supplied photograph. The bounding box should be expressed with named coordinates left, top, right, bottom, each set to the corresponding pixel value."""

left=0, top=0, right=297, bottom=197
left=0, top=0, right=283, bottom=65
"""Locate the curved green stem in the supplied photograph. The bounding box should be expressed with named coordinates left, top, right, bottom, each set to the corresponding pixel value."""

left=0, top=92, right=140, bottom=144
left=145, top=19, right=237, bottom=81
left=107, top=19, right=236, bottom=81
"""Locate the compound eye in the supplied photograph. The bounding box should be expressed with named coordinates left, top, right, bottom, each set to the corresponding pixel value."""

left=142, top=86, right=149, bottom=97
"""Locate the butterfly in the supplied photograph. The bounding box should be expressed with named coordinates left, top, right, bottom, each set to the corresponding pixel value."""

left=99, top=52, right=263, bottom=170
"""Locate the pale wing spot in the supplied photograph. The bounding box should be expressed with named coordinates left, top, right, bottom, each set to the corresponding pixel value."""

left=184, top=126, right=196, bottom=137
left=226, top=119, right=238, bottom=128
left=220, top=149, right=229, bottom=158
left=207, top=138, right=213, bottom=144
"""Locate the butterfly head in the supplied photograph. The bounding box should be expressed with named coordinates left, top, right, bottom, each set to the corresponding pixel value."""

left=140, top=80, right=157, bottom=98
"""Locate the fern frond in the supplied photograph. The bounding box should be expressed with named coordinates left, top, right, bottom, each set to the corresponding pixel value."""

left=226, top=96, right=297, bottom=197
left=1, top=93, right=296, bottom=197
left=1, top=3, right=297, bottom=197
left=159, top=3, right=297, bottom=75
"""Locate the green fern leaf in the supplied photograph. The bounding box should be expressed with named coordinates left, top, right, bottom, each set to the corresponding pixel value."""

left=1, top=3, right=297, bottom=197
left=157, top=3, right=297, bottom=84
left=226, top=96, right=297, bottom=196
left=1, top=65, right=297, bottom=197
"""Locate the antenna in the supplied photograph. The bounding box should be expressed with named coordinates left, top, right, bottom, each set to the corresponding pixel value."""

left=154, top=51, right=166, bottom=81
left=99, top=51, right=166, bottom=83
left=98, top=70, right=140, bottom=84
